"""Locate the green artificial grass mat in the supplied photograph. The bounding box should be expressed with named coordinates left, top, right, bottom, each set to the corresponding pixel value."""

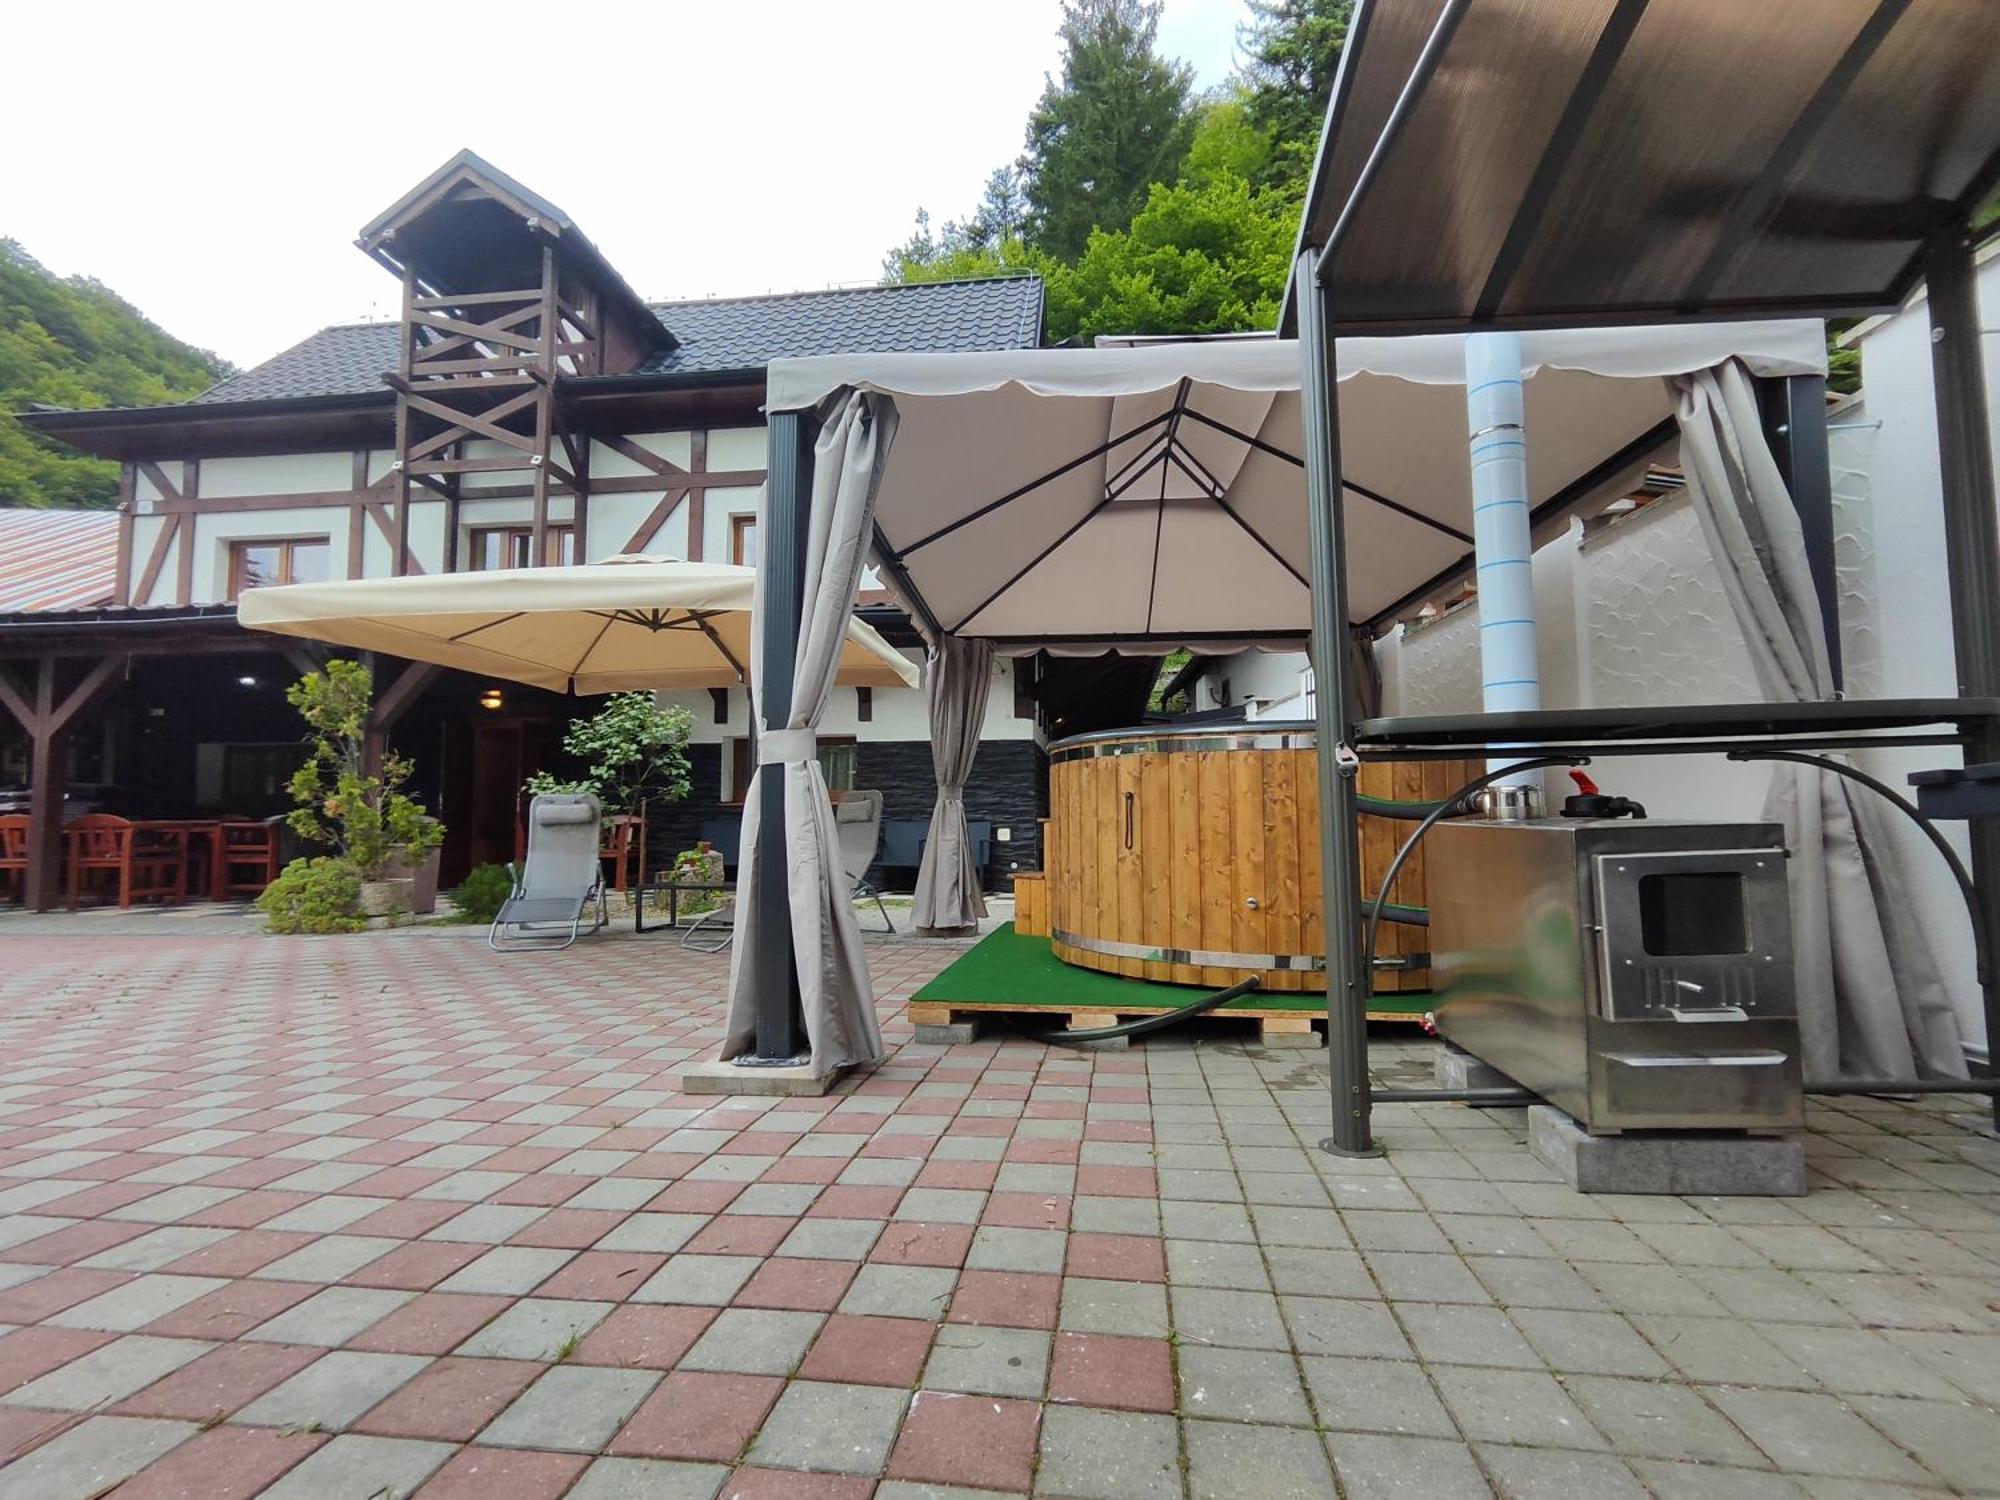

left=913, top=924, right=1432, bottom=1017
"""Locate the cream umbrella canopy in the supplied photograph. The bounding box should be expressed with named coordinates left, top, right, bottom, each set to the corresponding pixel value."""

left=235, top=555, right=920, bottom=693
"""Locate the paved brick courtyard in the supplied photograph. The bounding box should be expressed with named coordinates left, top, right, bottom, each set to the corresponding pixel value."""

left=0, top=923, right=1995, bottom=1498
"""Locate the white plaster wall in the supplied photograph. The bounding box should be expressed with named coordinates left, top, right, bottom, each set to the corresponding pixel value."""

left=703, top=486, right=762, bottom=563
left=200, top=452, right=350, bottom=498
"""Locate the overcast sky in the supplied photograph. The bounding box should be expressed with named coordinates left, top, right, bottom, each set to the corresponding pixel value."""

left=4, top=0, right=1245, bottom=371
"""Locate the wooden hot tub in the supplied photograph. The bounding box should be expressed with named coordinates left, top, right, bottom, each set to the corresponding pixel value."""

left=1045, top=722, right=1471, bottom=996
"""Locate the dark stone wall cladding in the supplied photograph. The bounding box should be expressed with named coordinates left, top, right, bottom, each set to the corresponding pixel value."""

left=642, top=738, right=1046, bottom=892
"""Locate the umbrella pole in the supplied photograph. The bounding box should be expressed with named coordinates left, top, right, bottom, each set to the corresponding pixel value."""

left=749, top=411, right=814, bottom=1062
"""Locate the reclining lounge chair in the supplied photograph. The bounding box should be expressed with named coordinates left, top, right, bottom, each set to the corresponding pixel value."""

left=491, top=793, right=608, bottom=951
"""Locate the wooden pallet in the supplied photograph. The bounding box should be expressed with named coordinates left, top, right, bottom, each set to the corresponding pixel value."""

left=908, top=999, right=1426, bottom=1046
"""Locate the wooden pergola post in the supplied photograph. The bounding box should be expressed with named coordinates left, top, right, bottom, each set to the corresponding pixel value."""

left=0, top=654, right=127, bottom=911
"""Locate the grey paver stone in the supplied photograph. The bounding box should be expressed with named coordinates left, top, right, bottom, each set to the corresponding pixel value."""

left=1364, top=1251, right=1490, bottom=1304
left=1849, top=1394, right=2000, bottom=1495
left=1396, top=1303, right=1541, bottom=1369
left=0, top=1333, right=210, bottom=1410
left=839, top=1264, right=958, bottom=1319
left=242, top=1287, right=414, bottom=1347
left=261, top=1434, right=456, bottom=1498
left=45, top=1274, right=226, bottom=1332
left=1564, top=1375, right=1764, bottom=1466
left=1301, top=1355, right=1456, bottom=1437
left=454, top=1297, right=613, bottom=1359
left=1165, top=1237, right=1270, bottom=1291
left=1509, top=1307, right=1669, bottom=1377
left=679, top=1308, right=824, bottom=1375
left=630, top=1255, right=760, bottom=1306
left=777, top=1217, right=884, bottom=1261
left=237, top=1350, right=429, bottom=1431
left=1326, top=1433, right=1492, bottom=1500
left=1184, top=1416, right=1336, bottom=1500
left=1706, top=1387, right=1931, bottom=1483
left=1430, top=1365, right=1605, bottom=1450
left=592, top=1213, right=707, bottom=1253
left=1159, top=1200, right=1253, bottom=1243
left=1036, top=1405, right=1180, bottom=1500
left=435, top=1246, right=574, bottom=1295
left=1170, top=1287, right=1288, bottom=1350
left=1177, top=1345, right=1311, bottom=1425
left=479, top=1364, right=660, bottom=1450
left=895, top=1189, right=987, bottom=1224
left=744, top=1379, right=908, bottom=1474
left=1070, top=1196, right=1161, bottom=1236
left=1058, top=1277, right=1168, bottom=1338
left=1476, top=1443, right=1649, bottom=1499
left=1280, top=1295, right=1413, bottom=1360
left=567, top=1457, right=731, bottom=1499
left=922, top=1324, right=1050, bottom=1399
left=965, top=1226, right=1066, bottom=1275
left=0, top=1415, right=196, bottom=1500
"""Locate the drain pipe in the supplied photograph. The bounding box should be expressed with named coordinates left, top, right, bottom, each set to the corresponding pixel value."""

left=1465, top=333, right=1541, bottom=807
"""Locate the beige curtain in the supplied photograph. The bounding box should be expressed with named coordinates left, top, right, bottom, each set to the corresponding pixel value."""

left=1673, top=361, right=1966, bottom=1080
left=724, top=391, right=900, bottom=1076
left=914, top=635, right=993, bottom=932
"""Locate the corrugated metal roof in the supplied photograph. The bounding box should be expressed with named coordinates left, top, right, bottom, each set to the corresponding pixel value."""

left=195, top=277, right=1045, bottom=405
left=0, top=509, right=118, bottom=613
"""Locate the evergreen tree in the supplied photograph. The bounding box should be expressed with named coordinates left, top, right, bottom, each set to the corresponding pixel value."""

left=1019, top=0, right=1195, bottom=261
left=1236, top=0, right=1353, bottom=185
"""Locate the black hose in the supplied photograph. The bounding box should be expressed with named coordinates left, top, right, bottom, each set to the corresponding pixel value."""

left=1358, top=794, right=1450, bottom=821
left=1361, top=756, right=1591, bottom=991
left=1026, top=976, right=1263, bottom=1047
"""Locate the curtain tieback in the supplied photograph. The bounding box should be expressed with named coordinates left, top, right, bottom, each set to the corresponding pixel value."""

left=760, top=728, right=819, bottom=764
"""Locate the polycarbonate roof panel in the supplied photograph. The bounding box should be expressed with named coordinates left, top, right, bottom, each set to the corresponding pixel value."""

left=1293, top=0, right=2000, bottom=333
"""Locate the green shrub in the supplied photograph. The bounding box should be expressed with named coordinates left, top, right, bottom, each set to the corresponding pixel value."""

left=671, top=842, right=726, bottom=915
left=449, top=862, right=515, bottom=924
left=284, top=659, right=445, bottom=878
left=258, top=857, right=366, bottom=935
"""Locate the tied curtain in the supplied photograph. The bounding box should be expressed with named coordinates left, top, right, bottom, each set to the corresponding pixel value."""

left=723, top=391, right=900, bottom=1077
left=914, top=636, right=994, bottom=933
left=1672, top=360, right=1966, bottom=1081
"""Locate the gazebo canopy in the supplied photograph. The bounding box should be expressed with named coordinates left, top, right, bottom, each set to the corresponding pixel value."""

left=768, top=322, right=1824, bottom=647
left=1282, top=0, right=2000, bottom=335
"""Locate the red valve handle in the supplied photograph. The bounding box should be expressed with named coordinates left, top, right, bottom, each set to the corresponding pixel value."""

left=1568, top=769, right=1601, bottom=796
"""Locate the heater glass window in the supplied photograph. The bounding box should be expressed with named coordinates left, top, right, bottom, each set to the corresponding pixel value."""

left=1638, top=871, right=1747, bottom=956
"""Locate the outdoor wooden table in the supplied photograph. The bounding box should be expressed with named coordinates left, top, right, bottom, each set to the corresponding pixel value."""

left=634, top=877, right=732, bottom=935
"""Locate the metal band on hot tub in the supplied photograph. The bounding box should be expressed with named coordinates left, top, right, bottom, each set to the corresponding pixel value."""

left=1052, top=927, right=1326, bottom=973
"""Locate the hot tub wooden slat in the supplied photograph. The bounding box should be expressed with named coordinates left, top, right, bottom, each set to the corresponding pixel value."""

left=1047, top=723, right=1476, bottom=995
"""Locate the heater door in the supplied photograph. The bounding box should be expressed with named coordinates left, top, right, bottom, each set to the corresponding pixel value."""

left=1591, top=849, right=1794, bottom=1022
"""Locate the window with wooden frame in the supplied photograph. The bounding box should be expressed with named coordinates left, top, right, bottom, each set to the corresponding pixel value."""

left=728, top=734, right=856, bottom=803
left=469, top=524, right=574, bottom=571
left=228, top=537, right=330, bottom=600
left=731, top=514, right=759, bottom=567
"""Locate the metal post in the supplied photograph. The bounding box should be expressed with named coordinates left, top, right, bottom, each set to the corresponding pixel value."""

left=1760, top=373, right=1842, bottom=692
left=1925, top=220, right=2000, bottom=1116
left=749, top=410, right=813, bottom=1062
left=1297, top=248, right=1378, bottom=1157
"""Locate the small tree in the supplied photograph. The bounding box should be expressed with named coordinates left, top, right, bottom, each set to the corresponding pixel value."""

left=284, top=659, right=442, bottom=879
left=526, top=691, right=694, bottom=817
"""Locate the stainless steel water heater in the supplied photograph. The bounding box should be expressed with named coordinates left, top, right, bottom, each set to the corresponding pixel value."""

left=1429, top=818, right=1804, bottom=1132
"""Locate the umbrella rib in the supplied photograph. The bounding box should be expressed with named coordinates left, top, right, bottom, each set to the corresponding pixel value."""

left=901, top=406, right=1176, bottom=557
left=1178, top=406, right=1472, bottom=545
left=950, top=495, right=1114, bottom=635
left=571, top=611, right=620, bottom=687
left=688, top=611, right=747, bottom=681
left=1146, top=380, right=1192, bottom=634
left=448, top=611, right=528, bottom=644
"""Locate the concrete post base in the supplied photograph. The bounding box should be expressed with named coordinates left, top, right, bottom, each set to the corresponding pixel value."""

left=680, top=1055, right=840, bottom=1098
left=1528, top=1104, right=1805, bottom=1196
left=913, top=1022, right=980, bottom=1046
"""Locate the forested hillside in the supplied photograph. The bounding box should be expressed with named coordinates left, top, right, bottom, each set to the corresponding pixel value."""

left=0, top=240, right=231, bottom=509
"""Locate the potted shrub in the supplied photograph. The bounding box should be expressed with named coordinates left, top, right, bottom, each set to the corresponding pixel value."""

left=281, top=659, right=445, bottom=920
left=526, top=691, right=695, bottom=880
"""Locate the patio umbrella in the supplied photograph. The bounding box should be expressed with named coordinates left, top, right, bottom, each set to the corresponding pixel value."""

left=235, top=554, right=920, bottom=693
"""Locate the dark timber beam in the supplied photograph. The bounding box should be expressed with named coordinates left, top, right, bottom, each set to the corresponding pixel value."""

left=0, top=655, right=127, bottom=911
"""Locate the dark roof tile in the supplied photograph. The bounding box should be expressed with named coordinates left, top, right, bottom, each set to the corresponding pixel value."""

left=196, top=278, right=1043, bottom=405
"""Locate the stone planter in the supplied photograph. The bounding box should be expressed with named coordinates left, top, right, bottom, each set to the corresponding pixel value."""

left=383, top=830, right=443, bottom=916
left=357, top=877, right=414, bottom=918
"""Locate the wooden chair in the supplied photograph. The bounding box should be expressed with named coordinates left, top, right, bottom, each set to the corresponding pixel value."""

left=600, top=814, right=647, bottom=893
left=217, top=817, right=285, bottom=898
left=0, top=815, right=29, bottom=905
left=66, top=815, right=187, bottom=909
